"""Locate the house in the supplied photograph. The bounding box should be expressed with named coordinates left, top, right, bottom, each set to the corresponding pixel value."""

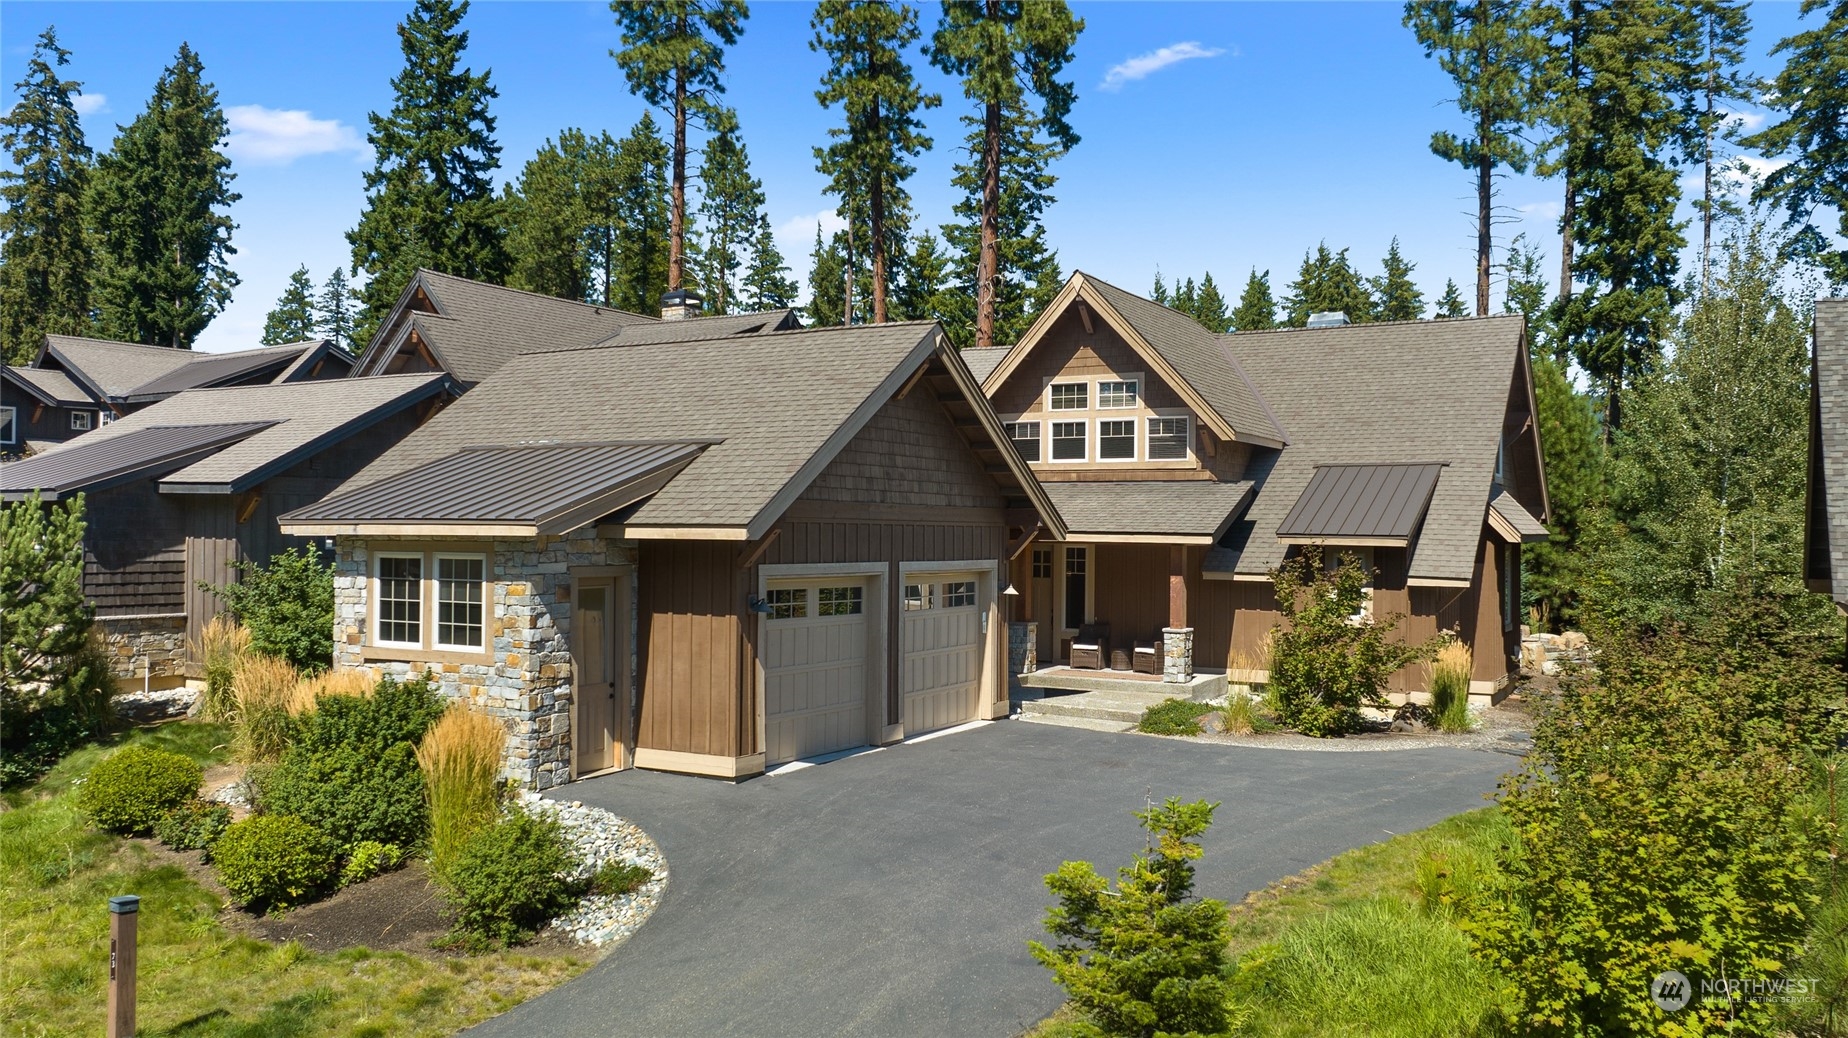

left=0, top=373, right=454, bottom=688
left=2, top=335, right=352, bottom=455
left=279, top=319, right=1061, bottom=788
left=965, top=272, right=1549, bottom=700
left=1806, top=297, right=1848, bottom=613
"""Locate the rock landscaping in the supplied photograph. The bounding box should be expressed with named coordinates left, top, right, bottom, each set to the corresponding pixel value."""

left=524, top=791, right=669, bottom=949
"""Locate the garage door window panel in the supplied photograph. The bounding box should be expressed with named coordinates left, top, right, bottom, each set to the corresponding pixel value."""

left=768, top=587, right=807, bottom=620
left=819, top=585, right=863, bottom=616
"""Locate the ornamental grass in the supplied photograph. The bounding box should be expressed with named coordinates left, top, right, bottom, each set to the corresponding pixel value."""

left=231, top=654, right=300, bottom=763
left=416, top=705, right=507, bottom=880
left=286, top=667, right=377, bottom=716
left=191, top=616, right=251, bottom=723
left=1428, top=640, right=1473, bottom=733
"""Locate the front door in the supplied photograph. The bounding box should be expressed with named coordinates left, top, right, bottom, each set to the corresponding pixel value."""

left=1057, top=545, right=1092, bottom=662
left=573, top=576, right=628, bottom=775
left=1029, top=546, right=1055, bottom=662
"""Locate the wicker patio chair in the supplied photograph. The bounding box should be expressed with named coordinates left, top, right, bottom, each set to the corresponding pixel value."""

left=1132, top=639, right=1160, bottom=675
left=1070, top=622, right=1109, bottom=670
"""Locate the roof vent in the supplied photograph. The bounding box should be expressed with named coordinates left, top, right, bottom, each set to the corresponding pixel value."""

left=1306, top=311, right=1350, bottom=328
left=659, top=288, right=703, bottom=322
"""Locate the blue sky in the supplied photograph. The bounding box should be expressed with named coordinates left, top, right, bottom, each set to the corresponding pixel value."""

left=1, top=0, right=1813, bottom=353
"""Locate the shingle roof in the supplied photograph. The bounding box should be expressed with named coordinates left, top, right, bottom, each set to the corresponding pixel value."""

left=4, top=366, right=92, bottom=405
left=1809, top=298, right=1848, bottom=602
left=1205, top=315, right=1525, bottom=583
left=0, top=422, right=275, bottom=500
left=120, top=341, right=323, bottom=401
left=396, top=270, right=658, bottom=383
left=569, top=309, right=802, bottom=350
left=1489, top=487, right=1549, bottom=542
left=1276, top=463, right=1445, bottom=543
left=959, top=347, right=1009, bottom=384
left=1041, top=480, right=1254, bottom=538
left=42, top=335, right=197, bottom=398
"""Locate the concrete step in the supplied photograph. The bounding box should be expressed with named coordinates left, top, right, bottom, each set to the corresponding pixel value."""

left=1020, top=687, right=1182, bottom=725
left=1015, top=712, right=1136, bottom=733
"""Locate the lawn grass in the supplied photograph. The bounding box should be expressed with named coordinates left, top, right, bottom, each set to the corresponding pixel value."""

left=0, top=722, right=587, bottom=1037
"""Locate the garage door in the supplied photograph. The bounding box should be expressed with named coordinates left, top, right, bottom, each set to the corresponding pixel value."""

left=762, top=579, right=870, bottom=765
left=900, top=574, right=984, bottom=735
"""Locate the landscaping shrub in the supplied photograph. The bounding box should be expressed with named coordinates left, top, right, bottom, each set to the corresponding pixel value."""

left=1267, top=546, right=1432, bottom=736
left=213, top=815, right=339, bottom=911
left=1427, top=640, right=1473, bottom=733
left=155, top=799, right=232, bottom=853
left=207, top=546, right=336, bottom=675
left=338, top=840, right=405, bottom=889
left=416, top=705, right=506, bottom=880
left=259, top=674, right=445, bottom=851
left=191, top=615, right=250, bottom=724
left=1135, top=697, right=1211, bottom=736
left=1221, top=691, right=1260, bottom=735
left=76, top=745, right=203, bottom=835
left=1031, top=798, right=1232, bottom=1038
left=231, top=654, right=300, bottom=763
left=440, top=808, right=579, bottom=949
left=590, top=861, right=654, bottom=898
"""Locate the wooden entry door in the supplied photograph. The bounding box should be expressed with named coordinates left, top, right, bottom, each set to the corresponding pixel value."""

left=1029, top=546, right=1055, bottom=663
left=573, top=576, right=629, bottom=775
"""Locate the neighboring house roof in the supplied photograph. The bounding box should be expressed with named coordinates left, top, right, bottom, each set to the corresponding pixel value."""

left=959, top=347, right=1009, bottom=384
left=34, top=335, right=339, bottom=404
left=1488, top=487, right=1549, bottom=544
left=0, top=422, right=276, bottom=501
left=1041, top=480, right=1254, bottom=542
left=118, top=341, right=330, bottom=402
left=1275, top=463, right=1445, bottom=546
left=3, top=366, right=94, bottom=406
left=1, top=373, right=453, bottom=499
left=1807, top=298, right=1848, bottom=602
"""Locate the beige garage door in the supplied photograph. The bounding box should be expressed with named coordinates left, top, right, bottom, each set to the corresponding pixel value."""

left=900, top=574, right=984, bottom=735
left=762, top=579, right=870, bottom=765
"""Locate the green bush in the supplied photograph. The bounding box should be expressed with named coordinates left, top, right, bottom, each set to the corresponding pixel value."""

left=1031, top=798, right=1232, bottom=1038
left=338, top=840, right=405, bottom=889
left=213, top=815, right=338, bottom=910
left=207, top=547, right=336, bottom=675
left=1267, top=547, right=1433, bottom=736
left=1135, top=698, right=1211, bottom=736
left=258, top=674, right=445, bottom=851
left=75, top=745, right=203, bottom=835
left=154, top=799, right=232, bottom=853
left=440, top=809, right=579, bottom=949
left=590, top=861, right=653, bottom=898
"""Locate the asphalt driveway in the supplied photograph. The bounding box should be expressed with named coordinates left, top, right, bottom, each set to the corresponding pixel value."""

left=466, top=720, right=1515, bottom=1038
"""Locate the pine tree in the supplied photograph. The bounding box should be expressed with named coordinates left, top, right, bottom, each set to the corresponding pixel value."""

left=1172, top=276, right=1198, bottom=321
left=610, top=0, right=749, bottom=297
left=1406, top=0, right=1543, bottom=314
left=806, top=222, right=846, bottom=327
left=1744, top=0, right=1848, bottom=284
left=0, top=28, right=93, bottom=365
left=942, top=98, right=1065, bottom=347
left=348, top=0, right=503, bottom=347
left=317, top=268, right=357, bottom=352
left=1283, top=243, right=1373, bottom=326
left=1524, top=351, right=1603, bottom=628
left=928, top=0, right=1082, bottom=349
left=1230, top=268, right=1277, bottom=332
left=1501, top=232, right=1557, bottom=360
left=1434, top=278, right=1469, bottom=318
left=892, top=229, right=957, bottom=325
left=696, top=111, right=764, bottom=315
left=1371, top=237, right=1425, bottom=321
left=88, top=43, right=238, bottom=349
left=1150, top=270, right=1169, bottom=306
left=261, top=266, right=318, bottom=344
left=741, top=214, right=798, bottom=311
left=503, top=131, right=589, bottom=301
left=1193, top=273, right=1230, bottom=332
left=605, top=115, right=671, bottom=315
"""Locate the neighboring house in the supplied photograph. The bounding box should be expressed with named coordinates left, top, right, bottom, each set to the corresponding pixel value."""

left=1806, top=297, right=1848, bottom=613
left=280, top=319, right=1061, bottom=788
left=0, top=374, right=455, bottom=688
left=966, top=272, right=1549, bottom=698
left=1, top=335, right=352, bottom=455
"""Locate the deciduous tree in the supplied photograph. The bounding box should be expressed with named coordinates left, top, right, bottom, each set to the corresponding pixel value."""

left=0, top=28, right=93, bottom=364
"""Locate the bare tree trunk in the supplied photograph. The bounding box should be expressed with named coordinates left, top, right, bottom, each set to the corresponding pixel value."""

left=870, top=98, right=888, bottom=324
left=1475, top=11, right=1493, bottom=317
left=668, top=60, right=686, bottom=293
left=1701, top=21, right=1715, bottom=290
left=975, top=96, right=1000, bottom=349
left=844, top=213, right=855, bottom=327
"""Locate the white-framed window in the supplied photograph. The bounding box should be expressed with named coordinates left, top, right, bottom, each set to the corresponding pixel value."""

left=1098, top=419, right=1136, bottom=460
left=434, top=554, right=486, bottom=649
left=0, top=405, right=15, bottom=445
left=767, top=587, right=806, bottom=620
left=1050, top=420, right=1086, bottom=461
left=1147, top=416, right=1189, bottom=460
left=818, top=585, right=863, bottom=616
left=941, top=581, right=977, bottom=608
left=1048, top=382, right=1088, bottom=410
left=70, top=411, right=93, bottom=431
left=1097, top=379, right=1139, bottom=409
left=98, top=412, right=115, bottom=426
left=1005, top=420, right=1041, bottom=462
left=374, top=553, right=425, bottom=648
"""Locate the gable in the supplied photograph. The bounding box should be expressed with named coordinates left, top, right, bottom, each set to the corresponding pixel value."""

left=797, top=382, right=1007, bottom=513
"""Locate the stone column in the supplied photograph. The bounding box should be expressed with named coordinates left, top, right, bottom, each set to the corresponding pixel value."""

left=1008, top=621, right=1037, bottom=676
left=1162, top=627, right=1194, bottom=683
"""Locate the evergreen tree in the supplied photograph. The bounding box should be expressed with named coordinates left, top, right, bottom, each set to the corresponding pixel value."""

left=317, top=268, right=358, bottom=352
left=88, top=43, right=238, bottom=349
left=1406, top=0, right=1543, bottom=314
left=1283, top=243, right=1373, bottom=326
left=1371, top=237, right=1425, bottom=321
left=1150, top=270, right=1169, bottom=306
left=806, top=222, right=846, bottom=326
left=1230, top=268, right=1277, bottom=332
left=812, top=0, right=937, bottom=324
left=607, top=115, right=672, bottom=315
left=1172, top=276, right=1197, bottom=321
left=610, top=0, right=749, bottom=297
left=892, top=229, right=957, bottom=326
left=741, top=214, right=798, bottom=311
left=1434, top=278, right=1469, bottom=318
left=261, top=266, right=318, bottom=344
left=503, top=131, right=589, bottom=301
left=0, top=28, right=93, bottom=365
left=942, top=98, right=1064, bottom=347
left=928, top=0, right=1082, bottom=349
left=1501, top=232, right=1557, bottom=361
left=1744, top=0, right=1848, bottom=284
left=1190, top=272, right=1229, bottom=332
left=349, top=0, right=503, bottom=347
left=1525, top=352, right=1603, bottom=628
left=1684, top=0, right=1753, bottom=287
left=696, top=111, right=764, bottom=315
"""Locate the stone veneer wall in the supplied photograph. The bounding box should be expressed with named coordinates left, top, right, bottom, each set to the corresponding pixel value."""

left=96, top=613, right=189, bottom=689
left=333, top=530, right=630, bottom=791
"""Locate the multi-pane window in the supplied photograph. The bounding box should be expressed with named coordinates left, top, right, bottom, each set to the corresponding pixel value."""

left=1098, top=419, right=1136, bottom=460
left=767, top=587, right=806, bottom=620
left=1097, top=380, right=1138, bottom=409
left=435, top=556, right=485, bottom=649
left=1147, top=417, right=1188, bottom=460
left=98, top=412, right=115, bottom=426
left=819, top=585, right=863, bottom=616
left=941, top=581, right=977, bottom=608
left=0, top=406, right=14, bottom=445
left=1031, top=548, right=1052, bottom=579
left=376, top=555, right=423, bottom=645
left=1005, top=421, right=1041, bottom=462
left=1049, top=383, right=1088, bottom=410
left=1064, top=547, right=1088, bottom=630
left=1051, top=421, right=1086, bottom=461
left=70, top=411, right=92, bottom=431
left=903, top=583, right=932, bottom=611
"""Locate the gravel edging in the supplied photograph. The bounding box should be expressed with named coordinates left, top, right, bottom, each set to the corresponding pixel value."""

left=521, top=792, right=668, bottom=949
left=1158, top=700, right=1536, bottom=755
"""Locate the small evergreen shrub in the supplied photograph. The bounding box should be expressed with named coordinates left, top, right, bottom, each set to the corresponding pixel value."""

left=213, top=815, right=339, bottom=911
left=338, top=840, right=405, bottom=889
left=590, top=861, right=653, bottom=898
left=1428, top=641, right=1473, bottom=733
left=231, top=654, right=300, bottom=763
left=440, top=809, right=579, bottom=949
left=415, top=705, right=506, bottom=879
left=1136, top=698, right=1212, bottom=736
left=1268, top=547, right=1433, bottom=736
left=154, top=799, right=232, bottom=852
left=206, top=547, right=336, bottom=675
left=76, top=746, right=203, bottom=835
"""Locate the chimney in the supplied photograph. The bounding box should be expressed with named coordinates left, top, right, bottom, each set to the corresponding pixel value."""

left=660, top=288, right=703, bottom=321
left=1306, top=311, right=1350, bottom=328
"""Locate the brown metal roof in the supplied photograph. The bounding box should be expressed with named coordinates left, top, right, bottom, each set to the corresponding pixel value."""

left=121, top=342, right=320, bottom=401
left=0, top=422, right=276, bottom=501
left=1275, top=463, right=1445, bottom=544
left=281, top=440, right=710, bottom=534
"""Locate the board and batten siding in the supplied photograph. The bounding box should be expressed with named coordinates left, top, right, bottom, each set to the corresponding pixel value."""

left=636, top=539, right=746, bottom=760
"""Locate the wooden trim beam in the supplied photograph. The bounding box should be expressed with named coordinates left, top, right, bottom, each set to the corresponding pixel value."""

left=1169, top=544, right=1188, bottom=629
left=894, top=363, right=931, bottom=401
left=736, top=527, right=782, bottom=569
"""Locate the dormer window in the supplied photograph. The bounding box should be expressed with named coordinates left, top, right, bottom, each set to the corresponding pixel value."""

left=1098, top=380, right=1138, bottom=409
left=1049, top=383, right=1087, bottom=410
left=71, top=411, right=93, bottom=431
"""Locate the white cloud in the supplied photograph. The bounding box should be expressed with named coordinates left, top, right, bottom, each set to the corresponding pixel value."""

left=1719, top=108, right=1766, bottom=134
left=1516, top=200, right=1562, bottom=222
left=224, top=105, right=365, bottom=166
left=71, top=92, right=106, bottom=116
left=776, top=208, right=847, bottom=245
left=1711, top=153, right=1788, bottom=197
left=1100, top=41, right=1226, bottom=92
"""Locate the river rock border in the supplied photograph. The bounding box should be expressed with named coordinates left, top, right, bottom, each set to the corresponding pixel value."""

left=520, top=792, right=668, bottom=949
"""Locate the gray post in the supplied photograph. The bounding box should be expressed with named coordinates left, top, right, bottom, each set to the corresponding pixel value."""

left=107, top=895, right=138, bottom=1038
